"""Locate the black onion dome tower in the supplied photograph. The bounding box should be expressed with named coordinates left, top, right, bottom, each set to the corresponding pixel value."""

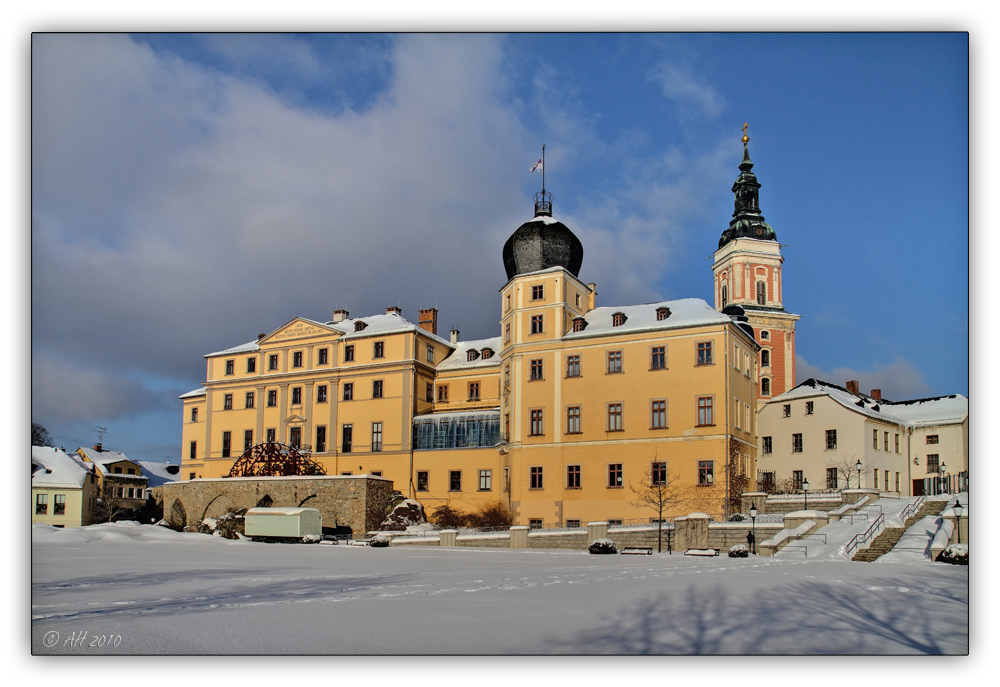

left=502, top=147, right=584, bottom=281
left=718, top=131, right=777, bottom=249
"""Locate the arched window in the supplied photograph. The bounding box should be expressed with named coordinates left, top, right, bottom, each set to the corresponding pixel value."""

left=481, top=348, right=494, bottom=359
left=467, top=349, right=480, bottom=362
left=354, top=321, right=367, bottom=332
left=756, top=281, right=766, bottom=305
left=721, top=284, right=728, bottom=309
left=761, top=349, right=770, bottom=367
left=572, top=318, right=587, bottom=332
left=612, top=312, right=627, bottom=327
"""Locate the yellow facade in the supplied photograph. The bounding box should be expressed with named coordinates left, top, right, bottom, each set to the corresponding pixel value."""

left=181, top=276, right=758, bottom=524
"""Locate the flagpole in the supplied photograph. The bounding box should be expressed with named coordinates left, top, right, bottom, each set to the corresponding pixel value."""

left=541, top=144, right=546, bottom=195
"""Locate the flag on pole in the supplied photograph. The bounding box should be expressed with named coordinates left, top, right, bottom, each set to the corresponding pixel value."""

left=529, top=158, right=543, bottom=173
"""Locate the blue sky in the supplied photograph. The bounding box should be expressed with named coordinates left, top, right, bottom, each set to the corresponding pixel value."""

left=30, top=32, right=968, bottom=462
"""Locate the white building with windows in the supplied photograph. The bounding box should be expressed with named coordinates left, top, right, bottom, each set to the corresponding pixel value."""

left=757, top=378, right=968, bottom=497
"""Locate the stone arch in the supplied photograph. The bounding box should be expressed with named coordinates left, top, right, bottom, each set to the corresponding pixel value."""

left=200, top=494, right=225, bottom=521
left=169, top=499, right=187, bottom=531
left=298, top=494, right=318, bottom=507
left=256, top=494, right=274, bottom=508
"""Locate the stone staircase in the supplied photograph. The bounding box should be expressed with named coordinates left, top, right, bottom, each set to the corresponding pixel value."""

left=852, top=499, right=947, bottom=562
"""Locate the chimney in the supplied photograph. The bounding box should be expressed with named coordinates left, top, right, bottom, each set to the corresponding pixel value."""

left=386, top=306, right=402, bottom=316
left=332, top=309, right=349, bottom=323
left=257, top=332, right=266, bottom=341
left=450, top=329, right=460, bottom=344
left=870, top=389, right=882, bottom=402
left=846, top=380, right=860, bottom=395
left=93, top=443, right=103, bottom=452
left=418, top=308, right=438, bottom=335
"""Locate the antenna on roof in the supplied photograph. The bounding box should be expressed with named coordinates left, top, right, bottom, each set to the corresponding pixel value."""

left=92, top=425, right=107, bottom=452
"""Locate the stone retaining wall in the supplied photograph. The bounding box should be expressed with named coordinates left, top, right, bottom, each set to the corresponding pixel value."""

left=161, top=475, right=394, bottom=535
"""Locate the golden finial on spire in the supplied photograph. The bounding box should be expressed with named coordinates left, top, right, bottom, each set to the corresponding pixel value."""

left=741, top=122, right=749, bottom=144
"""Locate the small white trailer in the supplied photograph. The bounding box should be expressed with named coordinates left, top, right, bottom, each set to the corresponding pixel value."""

left=245, top=507, right=322, bottom=543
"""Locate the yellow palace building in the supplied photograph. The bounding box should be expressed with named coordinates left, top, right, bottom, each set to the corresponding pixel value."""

left=180, top=140, right=777, bottom=525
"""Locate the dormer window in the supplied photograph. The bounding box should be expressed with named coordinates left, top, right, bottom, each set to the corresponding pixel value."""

left=656, top=307, right=670, bottom=321
left=612, top=312, right=627, bottom=327
left=481, top=348, right=494, bottom=359
left=467, top=349, right=480, bottom=362
left=354, top=321, right=367, bottom=332
left=572, top=317, right=587, bottom=332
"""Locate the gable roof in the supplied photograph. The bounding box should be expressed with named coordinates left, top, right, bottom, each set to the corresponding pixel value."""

left=32, top=446, right=93, bottom=489
left=76, top=447, right=148, bottom=482
left=205, top=312, right=454, bottom=359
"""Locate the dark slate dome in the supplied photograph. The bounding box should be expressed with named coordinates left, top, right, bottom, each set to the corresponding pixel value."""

left=718, top=136, right=777, bottom=249
left=503, top=194, right=584, bottom=281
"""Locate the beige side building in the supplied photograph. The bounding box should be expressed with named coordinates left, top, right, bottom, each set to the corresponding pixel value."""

left=757, top=378, right=968, bottom=497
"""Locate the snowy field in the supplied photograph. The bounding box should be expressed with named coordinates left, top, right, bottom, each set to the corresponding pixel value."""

left=31, top=522, right=968, bottom=656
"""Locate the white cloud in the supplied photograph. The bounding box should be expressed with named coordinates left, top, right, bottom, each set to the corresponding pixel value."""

left=648, top=61, right=723, bottom=118
left=795, top=355, right=933, bottom=401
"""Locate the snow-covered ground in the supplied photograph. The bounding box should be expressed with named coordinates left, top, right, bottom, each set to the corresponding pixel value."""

left=31, top=520, right=968, bottom=655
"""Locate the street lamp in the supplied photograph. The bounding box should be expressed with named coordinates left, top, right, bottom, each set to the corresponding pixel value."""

left=802, top=478, right=810, bottom=510
left=749, top=503, right=758, bottom=555
left=941, top=462, right=948, bottom=495
left=952, top=500, right=963, bottom=544
left=856, top=460, right=863, bottom=489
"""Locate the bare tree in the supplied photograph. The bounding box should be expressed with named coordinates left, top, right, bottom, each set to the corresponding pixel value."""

left=92, top=478, right=138, bottom=523
left=31, top=422, right=54, bottom=447
left=826, top=454, right=864, bottom=490
left=629, top=452, right=682, bottom=552
left=727, top=439, right=752, bottom=516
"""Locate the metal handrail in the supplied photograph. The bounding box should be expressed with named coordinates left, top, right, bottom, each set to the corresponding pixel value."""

left=899, top=496, right=927, bottom=523
left=846, top=512, right=885, bottom=557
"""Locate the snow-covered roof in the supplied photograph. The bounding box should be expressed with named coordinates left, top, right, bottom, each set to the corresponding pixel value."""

left=768, top=379, right=968, bottom=428
left=562, top=298, right=734, bottom=341
left=246, top=507, right=320, bottom=516
left=207, top=340, right=260, bottom=357
left=331, top=312, right=454, bottom=347
left=436, top=337, right=503, bottom=371
left=883, top=394, right=968, bottom=427
left=136, top=460, right=182, bottom=487
left=77, top=447, right=148, bottom=482
left=179, top=387, right=207, bottom=399
left=32, top=447, right=92, bottom=489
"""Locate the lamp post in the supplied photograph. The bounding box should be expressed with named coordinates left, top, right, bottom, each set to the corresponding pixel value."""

left=952, top=500, right=963, bottom=544
left=749, top=503, right=758, bottom=555
left=941, top=462, right=948, bottom=495
left=802, top=478, right=810, bottom=510
left=856, top=460, right=863, bottom=489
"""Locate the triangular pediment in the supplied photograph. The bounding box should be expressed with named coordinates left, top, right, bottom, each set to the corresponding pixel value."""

left=261, top=317, right=341, bottom=345
left=285, top=414, right=307, bottom=425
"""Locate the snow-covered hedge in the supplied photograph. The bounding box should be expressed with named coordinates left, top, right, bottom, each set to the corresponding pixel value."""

left=936, top=543, right=968, bottom=566
left=379, top=499, right=427, bottom=531
left=184, top=509, right=246, bottom=540
left=728, top=544, right=749, bottom=558
left=369, top=534, right=391, bottom=548
left=589, top=538, right=617, bottom=555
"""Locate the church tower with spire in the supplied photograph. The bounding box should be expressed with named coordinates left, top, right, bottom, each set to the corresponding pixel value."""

left=712, top=126, right=799, bottom=400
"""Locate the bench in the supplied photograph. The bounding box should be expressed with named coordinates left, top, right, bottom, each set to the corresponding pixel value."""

left=621, top=547, right=653, bottom=555
left=683, top=548, right=719, bottom=557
